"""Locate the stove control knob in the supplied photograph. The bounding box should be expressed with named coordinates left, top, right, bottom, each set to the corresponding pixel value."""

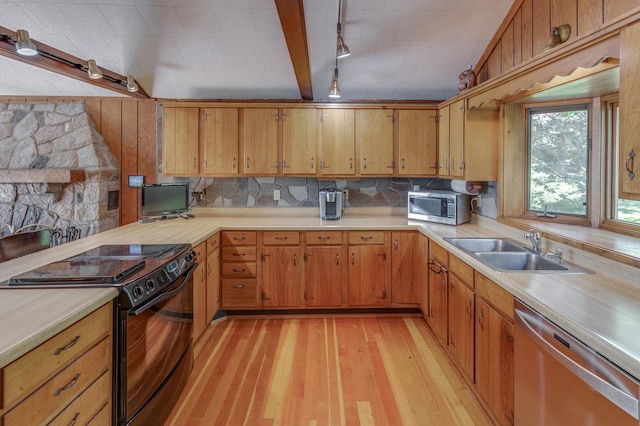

left=186, top=250, right=196, bottom=262
left=145, top=279, right=155, bottom=292
left=132, top=285, right=144, bottom=300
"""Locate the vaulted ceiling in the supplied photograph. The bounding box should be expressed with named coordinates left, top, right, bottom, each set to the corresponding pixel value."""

left=0, top=0, right=512, bottom=101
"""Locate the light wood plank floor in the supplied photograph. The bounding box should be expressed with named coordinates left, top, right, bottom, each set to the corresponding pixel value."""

left=166, top=317, right=492, bottom=426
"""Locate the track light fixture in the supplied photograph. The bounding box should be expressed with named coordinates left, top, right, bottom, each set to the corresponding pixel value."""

left=126, top=75, right=139, bottom=92
left=328, top=68, right=340, bottom=98
left=15, top=29, right=37, bottom=56
left=87, top=59, right=103, bottom=79
left=336, top=0, right=350, bottom=59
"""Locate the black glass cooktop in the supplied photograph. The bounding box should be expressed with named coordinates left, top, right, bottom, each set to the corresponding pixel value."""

left=68, top=244, right=179, bottom=260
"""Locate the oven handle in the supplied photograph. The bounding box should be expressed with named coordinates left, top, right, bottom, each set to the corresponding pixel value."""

left=130, top=262, right=198, bottom=316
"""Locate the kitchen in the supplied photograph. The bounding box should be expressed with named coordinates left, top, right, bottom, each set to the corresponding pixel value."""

left=0, top=0, right=640, bottom=425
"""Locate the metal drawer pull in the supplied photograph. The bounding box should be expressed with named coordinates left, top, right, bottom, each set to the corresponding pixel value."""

left=233, top=284, right=245, bottom=289
left=626, top=150, right=636, bottom=180
left=336, top=253, right=340, bottom=265
left=293, top=254, right=297, bottom=266
left=232, top=268, right=246, bottom=272
left=351, top=252, right=355, bottom=265
left=54, top=373, right=80, bottom=396
left=54, top=335, right=80, bottom=355
left=318, top=236, right=330, bottom=240
left=233, top=236, right=246, bottom=240
left=394, top=239, right=398, bottom=250
left=69, top=412, right=80, bottom=426
left=275, top=236, right=288, bottom=240
left=360, top=236, right=372, bottom=241
left=233, top=252, right=246, bottom=256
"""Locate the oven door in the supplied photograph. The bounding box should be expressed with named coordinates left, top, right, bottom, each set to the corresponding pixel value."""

left=118, top=264, right=195, bottom=425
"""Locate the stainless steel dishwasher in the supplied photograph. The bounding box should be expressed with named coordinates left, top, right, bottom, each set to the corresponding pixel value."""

left=514, top=299, right=640, bottom=425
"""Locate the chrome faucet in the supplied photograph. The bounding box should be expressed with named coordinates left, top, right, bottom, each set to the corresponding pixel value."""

left=524, top=229, right=541, bottom=253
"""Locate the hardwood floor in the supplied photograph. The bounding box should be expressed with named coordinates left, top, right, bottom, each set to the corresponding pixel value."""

left=166, top=316, right=492, bottom=425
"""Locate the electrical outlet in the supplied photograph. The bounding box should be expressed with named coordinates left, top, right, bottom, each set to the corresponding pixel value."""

left=274, top=189, right=280, bottom=200
left=342, top=189, right=348, bottom=200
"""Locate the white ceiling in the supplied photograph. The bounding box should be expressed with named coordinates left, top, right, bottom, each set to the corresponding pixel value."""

left=0, top=0, right=512, bottom=101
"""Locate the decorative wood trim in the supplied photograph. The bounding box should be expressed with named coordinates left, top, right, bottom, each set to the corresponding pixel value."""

left=0, top=169, right=85, bottom=183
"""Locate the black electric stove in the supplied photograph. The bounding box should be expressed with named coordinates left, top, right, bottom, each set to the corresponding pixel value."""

left=5, top=243, right=196, bottom=309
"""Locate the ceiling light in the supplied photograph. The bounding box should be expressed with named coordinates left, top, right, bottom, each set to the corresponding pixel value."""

left=15, top=29, right=37, bottom=56
left=126, top=75, right=139, bottom=92
left=337, top=34, right=350, bottom=59
left=87, top=59, right=102, bottom=79
left=328, top=68, right=340, bottom=98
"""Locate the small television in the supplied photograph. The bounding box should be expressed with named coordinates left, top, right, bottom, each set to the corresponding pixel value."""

left=141, top=183, right=189, bottom=218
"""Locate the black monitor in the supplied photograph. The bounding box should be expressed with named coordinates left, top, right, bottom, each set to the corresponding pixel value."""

left=141, top=183, right=189, bottom=218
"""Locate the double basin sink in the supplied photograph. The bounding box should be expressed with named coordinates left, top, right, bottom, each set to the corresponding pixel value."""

left=443, top=237, right=592, bottom=274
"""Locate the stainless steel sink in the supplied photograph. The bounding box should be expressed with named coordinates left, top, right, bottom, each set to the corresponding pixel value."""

left=443, top=237, right=526, bottom=253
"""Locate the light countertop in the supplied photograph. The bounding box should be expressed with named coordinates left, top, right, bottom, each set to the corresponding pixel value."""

left=1, top=207, right=639, bottom=381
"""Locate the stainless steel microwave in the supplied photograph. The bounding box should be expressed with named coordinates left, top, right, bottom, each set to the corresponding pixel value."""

left=408, top=190, right=471, bottom=225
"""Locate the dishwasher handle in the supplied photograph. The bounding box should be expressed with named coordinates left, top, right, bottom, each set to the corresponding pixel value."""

left=515, top=306, right=640, bottom=420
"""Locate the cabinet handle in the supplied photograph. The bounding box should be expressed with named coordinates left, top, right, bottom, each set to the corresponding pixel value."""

left=54, top=373, right=80, bottom=396
left=320, top=160, right=328, bottom=169
left=626, top=150, right=636, bottom=180
left=336, top=253, right=340, bottom=265
left=351, top=252, right=355, bottom=265
left=317, top=236, right=330, bottom=240
left=233, top=236, right=246, bottom=241
left=282, top=160, right=290, bottom=168
left=360, top=236, right=372, bottom=241
left=233, top=284, right=245, bottom=288
left=232, top=268, right=246, bottom=272
left=275, top=236, right=288, bottom=240
left=54, top=335, right=80, bottom=355
left=460, top=161, right=465, bottom=171
left=478, top=309, right=485, bottom=329
left=466, top=300, right=473, bottom=318
left=261, top=253, right=271, bottom=261
left=451, top=158, right=455, bottom=172
left=394, top=238, right=398, bottom=250
left=293, top=254, right=297, bottom=266
left=377, top=252, right=387, bottom=261
left=233, top=157, right=236, bottom=169
left=401, top=158, right=405, bottom=169
left=350, top=158, right=353, bottom=169
left=246, top=157, right=250, bottom=169
left=69, top=412, right=80, bottom=426
left=232, top=252, right=246, bottom=257
left=363, top=158, right=367, bottom=169
left=310, top=157, right=315, bottom=169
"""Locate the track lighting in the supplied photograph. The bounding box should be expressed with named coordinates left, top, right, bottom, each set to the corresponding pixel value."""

left=337, top=25, right=350, bottom=59
left=15, top=29, right=37, bottom=56
left=328, top=68, right=340, bottom=98
left=87, top=59, right=103, bottom=79
left=126, top=75, right=139, bottom=92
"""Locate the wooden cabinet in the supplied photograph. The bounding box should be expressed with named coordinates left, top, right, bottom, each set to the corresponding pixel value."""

left=1, top=303, right=112, bottom=425
left=303, top=231, right=344, bottom=307
left=319, top=109, right=356, bottom=176
left=475, top=273, right=515, bottom=426
left=348, top=231, right=388, bottom=306
left=221, top=231, right=258, bottom=309
left=206, top=233, right=220, bottom=322
left=192, top=241, right=208, bottom=342
left=356, top=109, right=394, bottom=175
left=438, top=99, right=499, bottom=180
left=448, top=255, right=475, bottom=381
left=397, top=109, right=438, bottom=176
left=261, top=231, right=301, bottom=307
left=427, top=241, right=448, bottom=344
left=241, top=108, right=279, bottom=175
left=162, top=107, right=200, bottom=176
left=619, top=22, right=640, bottom=200
left=201, top=108, right=239, bottom=175
left=418, top=233, right=429, bottom=315
left=282, top=108, right=318, bottom=175
left=390, top=231, right=420, bottom=305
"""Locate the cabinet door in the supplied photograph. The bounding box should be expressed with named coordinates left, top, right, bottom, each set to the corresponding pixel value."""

left=282, top=108, right=317, bottom=175
left=348, top=245, right=387, bottom=306
left=356, top=109, right=394, bottom=175
left=418, top=234, right=429, bottom=315
left=261, top=246, right=300, bottom=307
left=475, top=298, right=515, bottom=426
left=304, top=246, right=344, bottom=306
left=397, top=110, right=438, bottom=176
left=448, top=274, right=474, bottom=380
left=438, top=106, right=450, bottom=177
left=201, top=108, right=239, bottom=176
left=391, top=231, right=420, bottom=305
left=620, top=22, right=640, bottom=199
left=449, top=99, right=465, bottom=178
left=162, top=107, right=199, bottom=176
left=206, top=246, right=220, bottom=322
left=241, top=108, right=279, bottom=175
left=192, top=242, right=207, bottom=342
left=319, top=109, right=355, bottom=176
left=427, top=259, right=448, bottom=344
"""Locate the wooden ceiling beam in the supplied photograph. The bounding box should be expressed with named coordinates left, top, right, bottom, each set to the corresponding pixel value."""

left=0, top=26, right=150, bottom=99
left=274, top=0, right=314, bottom=100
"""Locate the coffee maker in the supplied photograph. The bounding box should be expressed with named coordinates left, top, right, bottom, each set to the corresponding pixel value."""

left=319, top=189, right=343, bottom=220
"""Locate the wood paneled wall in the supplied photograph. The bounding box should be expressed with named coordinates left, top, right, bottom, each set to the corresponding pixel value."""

left=0, top=97, right=158, bottom=226
left=476, top=0, right=640, bottom=83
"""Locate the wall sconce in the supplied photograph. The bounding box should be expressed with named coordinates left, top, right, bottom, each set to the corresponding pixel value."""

left=15, top=29, right=37, bottom=56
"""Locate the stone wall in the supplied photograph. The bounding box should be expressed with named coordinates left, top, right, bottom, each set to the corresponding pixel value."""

left=0, top=102, right=120, bottom=238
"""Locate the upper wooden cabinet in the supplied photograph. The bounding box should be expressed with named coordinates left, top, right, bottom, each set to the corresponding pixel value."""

left=397, top=109, right=438, bottom=176
left=620, top=22, right=640, bottom=200
left=281, top=108, right=318, bottom=175
left=438, top=99, right=498, bottom=181
left=319, top=109, right=356, bottom=176
left=162, top=107, right=200, bottom=176
left=356, top=109, right=394, bottom=175
left=201, top=108, right=239, bottom=176
left=241, top=108, right=279, bottom=175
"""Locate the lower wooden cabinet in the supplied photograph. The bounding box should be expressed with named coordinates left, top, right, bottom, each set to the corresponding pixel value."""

left=304, top=246, right=345, bottom=306
left=390, top=231, right=420, bottom=305
left=1, top=303, right=112, bottom=425
left=221, top=231, right=258, bottom=309
left=206, top=234, right=220, bottom=321
left=348, top=244, right=388, bottom=306
left=427, top=241, right=449, bottom=344
left=192, top=241, right=208, bottom=342
left=448, top=273, right=474, bottom=380
left=261, top=246, right=301, bottom=307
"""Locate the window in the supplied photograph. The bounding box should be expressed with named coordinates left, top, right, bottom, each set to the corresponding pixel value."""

left=527, top=105, right=590, bottom=217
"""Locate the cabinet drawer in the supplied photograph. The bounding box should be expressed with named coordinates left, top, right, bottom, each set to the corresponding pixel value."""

left=221, top=279, right=258, bottom=308
left=3, top=336, right=111, bottom=425
left=222, top=246, right=257, bottom=261
left=222, top=262, right=257, bottom=278
left=3, top=303, right=111, bottom=409
left=194, top=241, right=206, bottom=259
left=449, top=254, right=474, bottom=287
left=306, top=231, right=343, bottom=245
left=207, top=233, right=220, bottom=251
left=48, top=371, right=110, bottom=426
left=475, top=272, right=514, bottom=321
left=222, top=231, right=257, bottom=245
left=348, top=231, right=385, bottom=245
left=429, top=241, right=449, bottom=265
left=87, top=401, right=111, bottom=425
left=263, top=231, right=300, bottom=245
